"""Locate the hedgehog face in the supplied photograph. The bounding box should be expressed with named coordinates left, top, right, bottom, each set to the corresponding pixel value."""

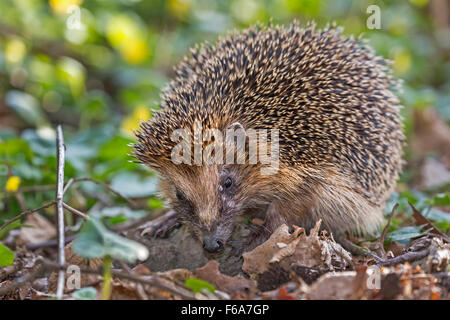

left=161, top=165, right=244, bottom=254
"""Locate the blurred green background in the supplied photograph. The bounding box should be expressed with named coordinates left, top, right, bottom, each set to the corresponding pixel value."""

left=0, top=0, right=449, bottom=231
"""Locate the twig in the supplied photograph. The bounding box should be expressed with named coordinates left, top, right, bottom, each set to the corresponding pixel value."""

left=372, top=203, right=399, bottom=258
left=0, top=200, right=87, bottom=235
left=62, top=203, right=89, bottom=220
left=26, top=234, right=77, bottom=251
left=0, top=258, right=195, bottom=300
left=55, top=125, right=65, bottom=300
left=63, top=177, right=137, bottom=208
left=0, top=201, right=56, bottom=232
left=376, top=248, right=430, bottom=267
left=117, top=260, right=148, bottom=300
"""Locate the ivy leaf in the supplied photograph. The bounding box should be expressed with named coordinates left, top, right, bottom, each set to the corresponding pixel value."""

left=0, top=243, right=14, bottom=267
left=425, top=193, right=450, bottom=207
left=110, top=172, right=158, bottom=198
left=185, top=278, right=215, bottom=293
left=72, top=217, right=149, bottom=263
left=386, top=224, right=432, bottom=243
left=72, top=287, right=98, bottom=300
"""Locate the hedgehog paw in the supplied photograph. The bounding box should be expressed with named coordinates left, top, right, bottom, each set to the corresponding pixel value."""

left=139, top=210, right=180, bottom=238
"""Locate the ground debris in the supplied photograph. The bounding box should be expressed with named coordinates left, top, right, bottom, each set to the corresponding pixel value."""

left=242, top=220, right=352, bottom=280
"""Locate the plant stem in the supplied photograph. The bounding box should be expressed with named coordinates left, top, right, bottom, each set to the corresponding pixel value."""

left=101, top=255, right=112, bottom=300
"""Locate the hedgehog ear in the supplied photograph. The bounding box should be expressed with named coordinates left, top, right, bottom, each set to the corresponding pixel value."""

left=226, top=122, right=246, bottom=133
left=224, top=122, right=249, bottom=165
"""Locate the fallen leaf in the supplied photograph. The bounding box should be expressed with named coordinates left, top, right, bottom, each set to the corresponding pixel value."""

left=19, top=213, right=56, bottom=244
left=242, top=220, right=352, bottom=278
left=409, top=201, right=450, bottom=242
left=306, top=271, right=357, bottom=300
left=194, top=260, right=257, bottom=297
left=276, top=286, right=296, bottom=300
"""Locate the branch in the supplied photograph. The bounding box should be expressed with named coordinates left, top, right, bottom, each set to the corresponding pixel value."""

left=62, top=203, right=89, bottom=220
left=0, top=258, right=195, bottom=300
left=0, top=201, right=56, bottom=232
left=376, top=248, right=430, bottom=267
left=55, top=125, right=65, bottom=300
left=372, top=203, right=399, bottom=258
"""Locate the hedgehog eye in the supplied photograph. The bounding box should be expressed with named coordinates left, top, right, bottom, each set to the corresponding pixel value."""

left=224, top=177, right=233, bottom=189
left=176, top=189, right=187, bottom=202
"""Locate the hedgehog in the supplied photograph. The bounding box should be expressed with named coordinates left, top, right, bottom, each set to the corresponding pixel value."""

left=133, top=22, right=404, bottom=255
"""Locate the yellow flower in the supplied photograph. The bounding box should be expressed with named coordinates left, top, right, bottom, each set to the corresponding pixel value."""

left=49, top=0, right=83, bottom=15
left=120, top=39, right=149, bottom=65
left=106, top=15, right=149, bottom=65
left=6, top=176, right=21, bottom=192
left=391, top=49, right=411, bottom=76
left=121, top=105, right=152, bottom=137
left=5, top=39, right=26, bottom=64
left=168, top=0, right=192, bottom=19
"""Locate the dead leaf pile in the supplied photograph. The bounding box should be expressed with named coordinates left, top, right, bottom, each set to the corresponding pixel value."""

left=242, top=219, right=352, bottom=280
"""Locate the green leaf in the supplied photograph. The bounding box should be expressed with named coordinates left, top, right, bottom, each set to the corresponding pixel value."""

left=386, top=224, right=432, bottom=243
left=0, top=138, right=33, bottom=160
left=110, top=172, right=158, bottom=198
left=72, top=217, right=149, bottom=263
left=72, top=287, right=97, bottom=300
left=148, top=198, right=164, bottom=210
left=93, top=206, right=147, bottom=220
left=185, top=278, right=215, bottom=293
left=425, top=193, right=450, bottom=207
left=5, top=90, right=48, bottom=126
left=0, top=243, right=14, bottom=267
left=0, top=220, right=21, bottom=240
left=423, top=208, right=450, bottom=223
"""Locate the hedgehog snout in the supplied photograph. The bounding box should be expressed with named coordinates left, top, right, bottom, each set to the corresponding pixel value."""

left=202, top=232, right=224, bottom=253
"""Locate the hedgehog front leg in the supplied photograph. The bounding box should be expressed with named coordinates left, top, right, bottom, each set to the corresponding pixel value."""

left=139, top=210, right=181, bottom=238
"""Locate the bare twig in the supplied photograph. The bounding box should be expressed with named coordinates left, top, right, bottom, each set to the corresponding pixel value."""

left=26, top=234, right=77, bottom=250
left=63, top=177, right=137, bottom=208
left=55, top=125, right=65, bottom=299
left=0, top=258, right=194, bottom=300
left=0, top=251, right=196, bottom=300
left=62, top=203, right=89, bottom=220
left=116, top=261, right=148, bottom=300
left=0, top=200, right=88, bottom=236
left=0, top=201, right=56, bottom=232
left=372, top=203, right=399, bottom=258
left=376, top=248, right=430, bottom=267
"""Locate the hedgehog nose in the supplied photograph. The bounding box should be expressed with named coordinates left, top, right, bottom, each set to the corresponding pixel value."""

left=203, top=236, right=224, bottom=253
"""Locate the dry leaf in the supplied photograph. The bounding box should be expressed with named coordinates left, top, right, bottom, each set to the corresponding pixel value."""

left=194, top=260, right=257, bottom=297
left=19, top=213, right=56, bottom=244
left=306, top=271, right=357, bottom=300
left=243, top=220, right=352, bottom=278
left=425, top=237, right=450, bottom=273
